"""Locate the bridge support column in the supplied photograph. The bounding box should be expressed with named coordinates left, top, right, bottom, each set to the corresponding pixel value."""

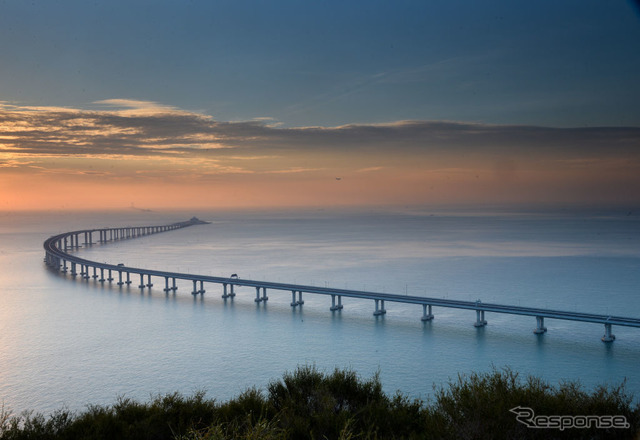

left=474, top=310, right=487, bottom=327
left=146, top=274, right=153, bottom=288
left=602, top=323, right=616, bottom=342
left=374, top=299, right=386, bottom=316
left=92, top=267, right=98, bottom=279
left=117, top=271, right=124, bottom=286
left=139, top=274, right=145, bottom=289
left=171, top=278, right=177, bottom=291
left=199, top=280, right=205, bottom=295
left=421, top=304, right=434, bottom=321
left=126, top=272, right=132, bottom=285
left=107, top=270, right=113, bottom=282
left=533, top=316, right=547, bottom=334
left=297, top=291, right=304, bottom=305
left=62, top=259, right=67, bottom=273
left=222, top=283, right=230, bottom=299
left=99, top=268, right=105, bottom=283
left=229, top=284, right=235, bottom=297
left=192, top=280, right=202, bottom=296
left=83, top=265, right=90, bottom=280
left=164, top=277, right=171, bottom=293
left=330, top=294, right=343, bottom=311
left=255, top=286, right=262, bottom=302
left=291, top=290, right=298, bottom=307
left=71, top=262, right=77, bottom=277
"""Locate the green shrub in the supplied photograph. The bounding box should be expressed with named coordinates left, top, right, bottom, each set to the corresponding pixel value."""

left=1, top=367, right=638, bottom=440
left=430, top=367, right=639, bottom=439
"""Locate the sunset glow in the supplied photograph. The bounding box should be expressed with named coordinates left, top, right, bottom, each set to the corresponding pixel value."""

left=1, top=101, right=639, bottom=210
left=1, top=1, right=639, bottom=211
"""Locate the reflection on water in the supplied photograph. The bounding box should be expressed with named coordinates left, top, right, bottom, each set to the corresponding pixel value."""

left=0, top=207, right=639, bottom=415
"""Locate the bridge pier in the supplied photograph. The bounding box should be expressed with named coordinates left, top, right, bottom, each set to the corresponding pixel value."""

left=192, top=280, right=199, bottom=295
left=229, top=284, right=236, bottom=297
left=255, top=286, right=265, bottom=302
left=70, top=262, right=77, bottom=277
left=474, top=309, right=487, bottom=327
left=92, top=266, right=98, bottom=279
left=330, top=294, right=343, bottom=311
left=291, top=290, right=301, bottom=306
left=126, top=272, right=132, bottom=285
left=198, top=280, right=205, bottom=295
left=164, top=277, right=171, bottom=293
left=62, top=259, right=67, bottom=273
left=107, top=269, right=113, bottom=283
left=117, top=271, right=124, bottom=286
left=222, top=283, right=230, bottom=299
left=602, top=323, right=615, bottom=342
left=533, top=316, right=547, bottom=334
left=421, top=304, right=434, bottom=321
left=373, top=299, right=386, bottom=316
left=146, top=274, right=153, bottom=288
left=171, top=277, right=177, bottom=291
left=139, top=274, right=145, bottom=289
left=99, top=268, right=105, bottom=283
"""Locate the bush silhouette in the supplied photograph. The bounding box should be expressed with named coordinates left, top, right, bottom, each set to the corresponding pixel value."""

left=1, top=366, right=638, bottom=439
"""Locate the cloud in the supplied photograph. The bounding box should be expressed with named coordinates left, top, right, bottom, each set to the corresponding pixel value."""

left=2, top=101, right=639, bottom=160
left=1, top=100, right=640, bottom=207
left=265, top=167, right=323, bottom=174
left=92, top=99, right=192, bottom=116
left=356, top=167, right=384, bottom=173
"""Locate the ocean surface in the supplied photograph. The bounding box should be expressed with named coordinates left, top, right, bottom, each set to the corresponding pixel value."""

left=1, top=206, right=640, bottom=415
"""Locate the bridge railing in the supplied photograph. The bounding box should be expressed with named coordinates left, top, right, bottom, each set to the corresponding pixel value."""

left=43, top=218, right=640, bottom=343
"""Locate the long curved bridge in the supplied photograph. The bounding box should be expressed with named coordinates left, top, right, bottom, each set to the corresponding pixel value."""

left=44, top=218, right=640, bottom=342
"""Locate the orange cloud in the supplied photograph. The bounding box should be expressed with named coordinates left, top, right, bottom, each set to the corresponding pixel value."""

left=1, top=101, right=639, bottom=211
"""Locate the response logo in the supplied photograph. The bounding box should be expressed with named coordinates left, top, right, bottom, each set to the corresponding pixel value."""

left=509, top=406, right=630, bottom=431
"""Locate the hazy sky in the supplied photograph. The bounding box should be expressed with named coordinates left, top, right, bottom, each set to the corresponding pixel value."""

left=1, top=0, right=639, bottom=210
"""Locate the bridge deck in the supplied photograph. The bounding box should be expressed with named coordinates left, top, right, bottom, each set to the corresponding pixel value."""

left=43, top=219, right=640, bottom=340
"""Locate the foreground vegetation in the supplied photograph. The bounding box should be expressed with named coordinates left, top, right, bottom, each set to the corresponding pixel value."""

left=1, top=366, right=638, bottom=439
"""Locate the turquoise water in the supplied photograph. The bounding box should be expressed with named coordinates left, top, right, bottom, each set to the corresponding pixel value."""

left=1, top=206, right=639, bottom=415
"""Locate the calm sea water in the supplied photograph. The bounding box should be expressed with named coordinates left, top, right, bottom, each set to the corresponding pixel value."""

left=1, top=206, right=639, bottom=415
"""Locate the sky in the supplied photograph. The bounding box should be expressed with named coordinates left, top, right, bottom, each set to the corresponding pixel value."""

left=1, top=0, right=639, bottom=210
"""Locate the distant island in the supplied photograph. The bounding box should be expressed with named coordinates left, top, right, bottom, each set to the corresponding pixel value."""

left=188, top=216, right=211, bottom=225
